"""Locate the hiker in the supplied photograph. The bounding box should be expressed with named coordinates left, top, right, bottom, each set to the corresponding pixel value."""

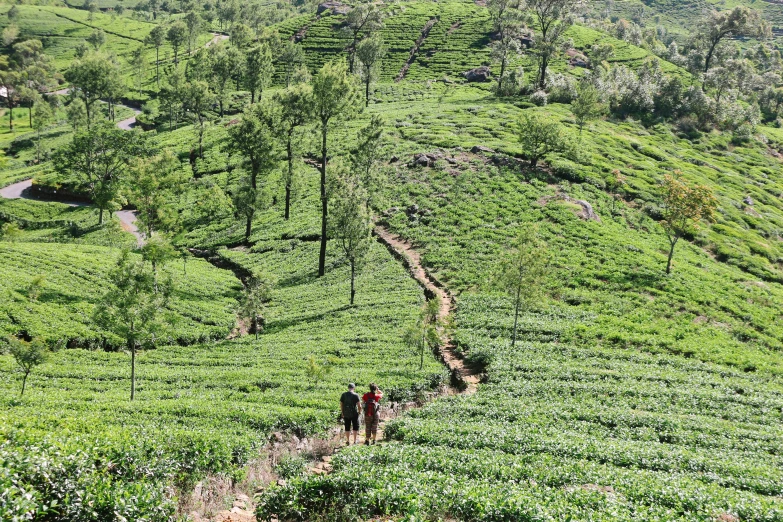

left=362, top=383, right=383, bottom=445
left=339, top=383, right=361, bottom=446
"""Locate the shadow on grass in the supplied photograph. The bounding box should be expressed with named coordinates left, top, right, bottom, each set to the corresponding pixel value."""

left=264, top=304, right=353, bottom=334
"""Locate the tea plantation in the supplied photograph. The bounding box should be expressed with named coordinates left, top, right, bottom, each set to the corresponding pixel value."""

left=2, top=0, right=783, bottom=519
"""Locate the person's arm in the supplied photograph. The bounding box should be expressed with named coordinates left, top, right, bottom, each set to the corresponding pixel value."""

left=339, top=397, right=344, bottom=417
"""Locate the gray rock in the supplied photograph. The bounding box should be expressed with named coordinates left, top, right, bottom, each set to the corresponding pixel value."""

left=575, top=200, right=600, bottom=221
left=471, top=145, right=495, bottom=154
left=744, top=196, right=754, bottom=206
left=569, top=57, right=589, bottom=68
left=463, top=66, right=491, bottom=83
left=317, top=1, right=350, bottom=16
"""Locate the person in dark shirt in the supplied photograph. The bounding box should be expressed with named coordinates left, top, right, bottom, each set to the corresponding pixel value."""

left=339, top=383, right=361, bottom=446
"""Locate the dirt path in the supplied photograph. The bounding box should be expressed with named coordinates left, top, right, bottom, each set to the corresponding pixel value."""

left=395, top=17, right=438, bottom=83
left=374, top=225, right=480, bottom=390
left=205, top=33, right=230, bottom=48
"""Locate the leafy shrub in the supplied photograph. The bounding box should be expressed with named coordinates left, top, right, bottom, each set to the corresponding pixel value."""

left=530, top=90, right=548, bottom=107
left=274, top=454, right=308, bottom=480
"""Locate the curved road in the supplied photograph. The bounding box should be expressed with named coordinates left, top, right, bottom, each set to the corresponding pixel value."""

left=10, top=32, right=231, bottom=246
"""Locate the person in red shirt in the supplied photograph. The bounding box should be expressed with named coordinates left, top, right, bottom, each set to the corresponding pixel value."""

left=362, top=383, right=383, bottom=445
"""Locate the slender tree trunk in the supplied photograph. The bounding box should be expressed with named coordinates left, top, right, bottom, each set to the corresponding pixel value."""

left=219, top=99, right=224, bottom=117
left=497, top=53, right=507, bottom=94
left=419, top=331, right=424, bottom=370
left=318, top=120, right=328, bottom=277
left=538, top=55, right=549, bottom=90
left=666, top=236, right=678, bottom=274
left=245, top=211, right=253, bottom=243
left=28, top=101, right=32, bottom=127
left=20, top=371, right=28, bottom=397
left=130, top=341, right=136, bottom=400
left=99, top=207, right=104, bottom=225
left=9, top=105, right=13, bottom=131
left=350, top=260, right=356, bottom=305
left=365, top=77, right=370, bottom=107
left=198, top=118, right=204, bottom=157
left=37, top=129, right=41, bottom=163
left=251, top=88, right=255, bottom=104
left=512, top=287, right=521, bottom=348
left=285, top=136, right=293, bottom=220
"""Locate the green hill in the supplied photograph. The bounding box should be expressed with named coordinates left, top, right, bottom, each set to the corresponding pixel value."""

left=1, top=0, right=783, bottom=519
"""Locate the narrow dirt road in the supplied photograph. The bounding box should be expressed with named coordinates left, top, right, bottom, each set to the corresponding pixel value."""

left=375, top=225, right=480, bottom=391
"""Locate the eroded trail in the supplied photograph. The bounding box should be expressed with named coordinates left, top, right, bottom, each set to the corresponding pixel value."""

left=374, top=225, right=480, bottom=391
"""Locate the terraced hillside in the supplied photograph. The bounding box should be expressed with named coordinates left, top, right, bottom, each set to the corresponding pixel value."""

left=1, top=0, right=783, bottom=519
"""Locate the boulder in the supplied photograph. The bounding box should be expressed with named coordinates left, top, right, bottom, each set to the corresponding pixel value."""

left=569, top=57, right=589, bottom=68
left=411, top=151, right=444, bottom=167
left=463, top=66, right=491, bottom=83
left=575, top=200, right=600, bottom=222
left=743, top=196, right=754, bottom=206
left=317, top=1, right=350, bottom=15
left=471, top=145, right=495, bottom=154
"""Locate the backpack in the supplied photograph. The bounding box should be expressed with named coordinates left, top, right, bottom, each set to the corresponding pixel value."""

left=364, top=395, right=380, bottom=418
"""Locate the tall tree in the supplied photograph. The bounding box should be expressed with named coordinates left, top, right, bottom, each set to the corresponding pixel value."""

left=244, top=43, right=274, bottom=103
left=237, top=274, right=272, bottom=340
left=695, top=7, right=770, bottom=73
left=129, top=151, right=183, bottom=236
left=330, top=169, right=371, bottom=306
left=350, top=114, right=384, bottom=211
left=355, top=34, right=386, bottom=107
left=184, top=11, right=202, bottom=54
left=660, top=171, right=717, bottom=274
left=526, top=0, right=579, bottom=90
left=278, top=40, right=304, bottom=88
left=65, top=52, right=122, bottom=127
left=227, top=103, right=278, bottom=242
left=167, top=21, right=188, bottom=65
left=32, top=101, right=53, bottom=163
left=273, top=82, right=313, bottom=220
left=342, top=4, right=383, bottom=73
left=54, top=123, right=151, bottom=224
left=0, top=69, right=23, bottom=131
left=311, top=61, right=362, bottom=277
left=129, top=45, right=146, bottom=97
left=145, top=25, right=166, bottom=88
left=209, top=44, right=233, bottom=116
left=182, top=80, right=213, bottom=158
left=488, top=0, right=524, bottom=94
left=495, top=225, right=550, bottom=348
left=5, top=337, right=47, bottom=397
left=94, top=250, right=173, bottom=401
left=230, top=22, right=253, bottom=50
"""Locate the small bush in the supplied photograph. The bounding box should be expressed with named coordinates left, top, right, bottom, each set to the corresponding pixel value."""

left=530, top=90, right=548, bottom=107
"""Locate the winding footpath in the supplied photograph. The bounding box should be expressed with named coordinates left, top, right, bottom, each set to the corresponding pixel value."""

left=374, top=225, right=480, bottom=391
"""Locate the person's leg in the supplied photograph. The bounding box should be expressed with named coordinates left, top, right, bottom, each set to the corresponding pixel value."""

left=344, top=417, right=351, bottom=445
left=352, top=417, right=359, bottom=444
